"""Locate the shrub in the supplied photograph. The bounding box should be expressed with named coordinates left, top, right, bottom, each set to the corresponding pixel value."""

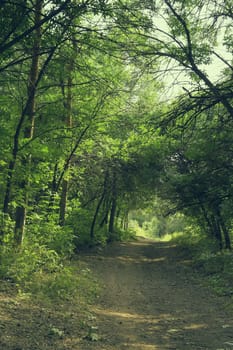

left=0, top=241, right=98, bottom=304
left=26, top=214, right=75, bottom=257
left=171, top=226, right=233, bottom=302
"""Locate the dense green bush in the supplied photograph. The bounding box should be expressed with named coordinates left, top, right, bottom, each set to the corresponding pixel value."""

left=0, top=214, right=99, bottom=303
left=0, top=240, right=98, bottom=303
left=172, top=227, right=233, bottom=302
left=111, top=227, right=136, bottom=242
left=66, top=207, right=107, bottom=247
left=172, top=226, right=219, bottom=258
left=27, top=214, right=75, bottom=256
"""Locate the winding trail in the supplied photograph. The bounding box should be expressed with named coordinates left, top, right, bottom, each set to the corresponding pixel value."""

left=80, top=238, right=233, bottom=350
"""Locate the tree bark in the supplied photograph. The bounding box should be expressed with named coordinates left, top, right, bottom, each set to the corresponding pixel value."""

left=123, top=210, right=129, bottom=231
left=108, top=172, right=117, bottom=238
left=90, top=171, right=109, bottom=239
left=90, top=192, right=105, bottom=240
left=216, top=208, right=231, bottom=250
left=14, top=0, right=43, bottom=245
left=210, top=215, right=223, bottom=250
left=59, top=72, right=73, bottom=226
left=99, top=210, right=109, bottom=228
left=109, top=196, right=117, bottom=236
left=200, top=203, right=215, bottom=238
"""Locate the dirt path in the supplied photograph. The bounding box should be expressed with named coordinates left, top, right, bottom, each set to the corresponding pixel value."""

left=1, top=239, right=233, bottom=349
left=80, top=238, right=233, bottom=350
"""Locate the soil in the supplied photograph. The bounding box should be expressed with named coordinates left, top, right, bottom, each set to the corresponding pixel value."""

left=1, top=238, right=233, bottom=350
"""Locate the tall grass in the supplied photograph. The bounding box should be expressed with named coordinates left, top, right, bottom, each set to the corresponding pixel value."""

left=171, top=226, right=233, bottom=306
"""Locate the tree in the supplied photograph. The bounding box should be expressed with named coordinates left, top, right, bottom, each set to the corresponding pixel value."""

left=1, top=0, right=231, bottom=253
left=14, top=0, right=43, bottom=245
left=115, top=0, right=232, bottom=117
left=1, top=0, right=138, bottom=243
left=157, top=102, right=233, bottom=249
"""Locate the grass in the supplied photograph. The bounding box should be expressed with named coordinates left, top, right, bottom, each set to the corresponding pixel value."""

left=0, top=246, right=100, bottom=349
left=170, top=228, right=233, bottom=307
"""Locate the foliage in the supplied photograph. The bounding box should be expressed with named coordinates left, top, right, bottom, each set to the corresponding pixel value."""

left=0, top=239, right=98, bottom=304
left=172, top=228, right=233, bottom=302
left=109, top=227, right=136, bottom=242
left=27, top=264, right=98, bottom=304
left=26, top=216, right=75, bottom=257
left=0, top=210, right=98, bottom=303
left=0, top=0, right=232, bottom=302
left=172, top=226, right=219, bottom=258
left=66, top=206, right=109, bottom=247
left=129, top=203, right=189, bottom=239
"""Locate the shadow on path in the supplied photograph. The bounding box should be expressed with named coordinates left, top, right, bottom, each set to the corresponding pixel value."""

left=80, top=239, right=233, bottom=350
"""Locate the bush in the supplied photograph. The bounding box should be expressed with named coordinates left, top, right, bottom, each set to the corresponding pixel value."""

left=0, top=241, right=98, bottom=304
left=0, top=212, right=99, bottom=304
left=28, top=265, right=98, bottom=304
left=171, top=226, right=233, bottom=302
left=66, top=207, right=93, bottom=247
left=112, top=227, right=136, bottom=242
left=0, top=212, right=14, bottom=244
left=171, top=225, right=219, bottom=258
left=26, top=214, right=75, bottom=257
left=0, top=243, right=61, bottom=284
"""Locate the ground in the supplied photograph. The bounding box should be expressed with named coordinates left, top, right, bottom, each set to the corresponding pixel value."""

left=1, top=238, right=233, bottom=349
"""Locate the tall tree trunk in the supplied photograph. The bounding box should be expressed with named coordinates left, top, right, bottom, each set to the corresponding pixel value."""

left=210, top=215, right=223, bottom=250
left=59, top=179, right=69, bottom=226
left=59, top=71, right=73, bottom=226
left=108, top=173, right=117, bottom=239
left=216, top=208, right=231, bottom=250
left=14, top=0, right=43, bottom=246
left=109, top=196, right=117, bottom=236
left=123, top=210, right=129, bottom=231
left=90, top=192, right=105, bottom=240
left=200, top=203, right=216, bottom=238
left=220, top=219, right=231, bottom=250
left=47, top=163, right=59, bottom=213
left=90, top=171, right=109, bottom=239
left=99, top=210, right=109, bottom=228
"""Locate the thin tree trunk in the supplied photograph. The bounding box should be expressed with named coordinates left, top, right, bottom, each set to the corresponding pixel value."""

left=99, top=210, right=109, bottom=228
left=45, top=163, right=59, bottom=222
left=220, top=219, right=231, bottom=250
left=108, top=173, right=117, bottom=238
left=3, top=100, right=34, bottom=216
left=90, top=192, right=105, bottom=240
left=123, top=210, right=129, bottom=230
left=216, top=208, right=231, bottom=250
left=59, top=69, right=73, bottom=226
left=59, top=179, right=69, bottom=226
left=200, top=203, right=214, bottom=237
left=109, top=196, right=117, bottom=236
left=14, top=0, right=43, bottom=246
left=210, top=215, right=223, bottom=250
left=90, top=171, right=109, bottom=239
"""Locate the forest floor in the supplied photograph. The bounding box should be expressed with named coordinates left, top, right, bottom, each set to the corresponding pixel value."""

left=1, top=237, right=233, bottom=350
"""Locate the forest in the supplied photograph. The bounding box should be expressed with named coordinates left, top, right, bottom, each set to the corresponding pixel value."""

left=0, top=0, right=233, bottom=300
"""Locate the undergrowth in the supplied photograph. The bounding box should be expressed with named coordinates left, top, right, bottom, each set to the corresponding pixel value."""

left=0, top=219, right=99, bottom=306
left=171, top=227, right=233, bottom=306
left=0, top=212, right=134, bottom=306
